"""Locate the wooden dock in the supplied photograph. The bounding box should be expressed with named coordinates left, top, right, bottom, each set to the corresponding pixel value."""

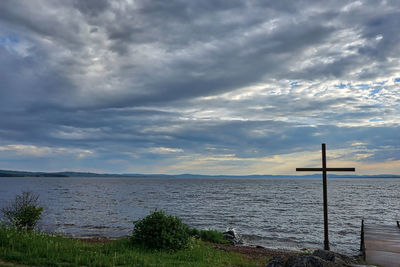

left=362, top=221, right=400, bottom=267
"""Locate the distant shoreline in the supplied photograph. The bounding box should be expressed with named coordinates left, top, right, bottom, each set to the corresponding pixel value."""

left=1, top=169, right=400, bottom=179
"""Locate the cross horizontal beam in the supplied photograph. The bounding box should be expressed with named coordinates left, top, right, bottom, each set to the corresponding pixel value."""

left=296, top=168, right=355, bottom=172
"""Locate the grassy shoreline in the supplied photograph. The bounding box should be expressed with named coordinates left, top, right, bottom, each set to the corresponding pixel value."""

left=0, top=226, right=271, bottom=267
left=0, top=227, right=370, bottom=267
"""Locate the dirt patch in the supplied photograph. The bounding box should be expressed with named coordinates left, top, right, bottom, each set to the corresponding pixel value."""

left=213, top=243, right=299, bottom=266
left=0, top=259, right=30, bottom=267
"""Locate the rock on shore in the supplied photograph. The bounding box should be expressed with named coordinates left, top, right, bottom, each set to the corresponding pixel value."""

left=266, top=249, right=360, bottom=267
left=223, top=228, right=243, bottom=245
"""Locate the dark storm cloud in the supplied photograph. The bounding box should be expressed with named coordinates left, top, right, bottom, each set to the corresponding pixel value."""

left=73, top=0, right=109, bottom=17
left=1, top=0, right=397, bottom=107
left=0, top=45, right=75, bottom=111
left=0, top=0, right=399, bottom=173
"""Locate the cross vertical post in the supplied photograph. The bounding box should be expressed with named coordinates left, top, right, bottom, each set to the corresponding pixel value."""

left=296, top=143, right=355, bottom=251
left=321, top=144, right=329, bottom=250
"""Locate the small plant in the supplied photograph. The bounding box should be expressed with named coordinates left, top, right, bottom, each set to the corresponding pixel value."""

left=187, top=228, right=229, bottom=244
left=131, top=210, right=190, bottom=251
left=199, top=229, right=229, bottom=244
left=186, top=227, right=200, bottom=238
left=1, top=191, right=43, bottom=231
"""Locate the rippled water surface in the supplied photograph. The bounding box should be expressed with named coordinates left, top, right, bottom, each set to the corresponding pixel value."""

left=1, top=177, right=399, bottom=254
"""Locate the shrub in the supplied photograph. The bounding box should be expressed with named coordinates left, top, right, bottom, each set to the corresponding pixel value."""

left=187, top=228, right=229, bottom=244
left=186, top=227, right=200, bottom=238
left=199, top=229, right=229, bottom=244
left=1, top=191, right=43, bottom=231
left=131, top=210, right=190, bottom=251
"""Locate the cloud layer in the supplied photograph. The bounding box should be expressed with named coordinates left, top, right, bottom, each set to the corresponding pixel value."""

left=0, top=0, right=399, bottom=174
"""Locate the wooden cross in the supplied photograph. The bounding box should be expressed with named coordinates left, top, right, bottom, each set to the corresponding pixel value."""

left=296, top=143, right=355, bottom=251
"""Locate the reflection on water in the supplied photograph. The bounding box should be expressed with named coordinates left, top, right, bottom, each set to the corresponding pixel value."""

left=1, top=177, right=399, bottom=254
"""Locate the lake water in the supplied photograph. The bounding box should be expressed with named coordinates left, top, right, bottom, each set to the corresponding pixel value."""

left=1, top=177, right=399, bottom=254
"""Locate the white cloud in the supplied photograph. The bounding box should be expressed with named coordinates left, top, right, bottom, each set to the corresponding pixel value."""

left=149, top=147, right=184, bottom=154
left=0, top=144, right=52, bottom=157
left=341, top=1, right=363, bottom=12
left=0, top=144, right=93, bottom=158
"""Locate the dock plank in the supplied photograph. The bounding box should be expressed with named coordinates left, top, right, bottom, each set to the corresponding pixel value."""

left=364, top=224, right=400, bottom=267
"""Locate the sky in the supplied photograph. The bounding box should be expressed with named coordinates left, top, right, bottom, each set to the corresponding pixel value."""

left=0, top=0, right=399, bottom=175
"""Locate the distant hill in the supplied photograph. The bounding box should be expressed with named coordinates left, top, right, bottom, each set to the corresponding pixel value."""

left=0, top=170, right=68, bottom=177
left=0, top=169, right=399, bottom=178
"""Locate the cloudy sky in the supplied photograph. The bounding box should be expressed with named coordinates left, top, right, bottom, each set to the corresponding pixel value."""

left=0, top=0, right=399, bottom=175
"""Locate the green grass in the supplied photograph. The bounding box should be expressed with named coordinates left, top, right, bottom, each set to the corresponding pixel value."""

left=0, top=226, right=262, bottom=267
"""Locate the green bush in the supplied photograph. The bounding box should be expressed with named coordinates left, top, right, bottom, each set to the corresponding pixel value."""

left=1, top=191, right=43, bottom=231
left=199, top=229, right=229, bottom=244
left=131, top=210, right=190, bottom=251
left=186, top=227, right=200, bottom=238
left=187, top=228, right=229, bottom=244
